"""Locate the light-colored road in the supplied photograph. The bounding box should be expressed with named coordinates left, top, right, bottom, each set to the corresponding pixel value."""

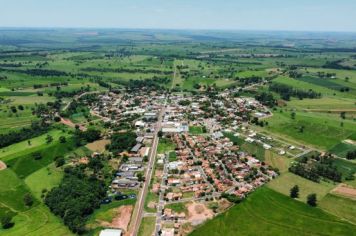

left=129, top=104, right=166, bottom=236
left=62, top=91, right=100, bottom=111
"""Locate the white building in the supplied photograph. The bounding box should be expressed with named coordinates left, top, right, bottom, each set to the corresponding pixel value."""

left=99, top=229, right=122, bottom=236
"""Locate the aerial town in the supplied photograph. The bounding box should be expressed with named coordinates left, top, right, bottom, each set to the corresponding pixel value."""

left=85, top=90, right=280, bottom=235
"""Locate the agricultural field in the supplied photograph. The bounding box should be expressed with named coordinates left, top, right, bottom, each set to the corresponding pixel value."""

left=190, top=187, right=356, bottom=236
left=0, top=29, right=356, bottom=236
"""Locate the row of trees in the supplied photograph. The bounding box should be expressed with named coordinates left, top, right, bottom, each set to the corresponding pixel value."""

left=346, top=150, right=356, bottom=160
left=82, top=67, right=172, bottom=75
left=289, top=155, right=342, bottom=183
left=269, top=83, right=321, bottom=100
left=0, top=121, right=49, bottom=148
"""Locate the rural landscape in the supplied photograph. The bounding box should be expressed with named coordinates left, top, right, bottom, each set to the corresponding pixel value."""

left=0, top=2, right=356, bottom=236
left=0, top=29, right=355, bottom=236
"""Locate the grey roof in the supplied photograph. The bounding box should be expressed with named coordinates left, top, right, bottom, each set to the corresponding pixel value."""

left=131, top=143, right=142, bottom=152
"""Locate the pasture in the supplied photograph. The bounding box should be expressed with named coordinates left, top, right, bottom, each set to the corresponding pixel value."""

left=264, top=111, right=356, bottom=149
left=190, top=187, right=356, bottom=236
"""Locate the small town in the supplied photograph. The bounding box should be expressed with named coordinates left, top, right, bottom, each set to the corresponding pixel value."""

left=2, top=7, right=356, bottom=236
left=85, top=89, right=280, bottom=235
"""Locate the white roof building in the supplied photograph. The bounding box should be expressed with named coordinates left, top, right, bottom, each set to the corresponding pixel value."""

left=99, top=229, right=122, bottom=236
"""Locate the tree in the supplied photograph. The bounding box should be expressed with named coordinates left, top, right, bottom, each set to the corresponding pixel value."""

left=23, top=193, right=33, bottom=207
left=340, top=112, right=346, bottom=120
left=291, top=112, right=296, bottom=120
left=46, top=134, right=53, bottom=144
left=59, top=136, right=66, bottom=143
left=55, top=156, right=65, bottom=167
left=33, top=152, right=42, bottom=160
left=307, top=193, right=317, bottom=207
left=137, top=172, right=145, bottom=182
left=88, top=157, right=104, bottom=173
left=1, top=215, right=13, bottom=229
left=290, top=185, right=299, bottom=198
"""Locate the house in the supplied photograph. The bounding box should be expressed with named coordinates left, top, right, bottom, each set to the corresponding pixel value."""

left=131, top=144, right=142, bottom=153
left=139, top=147, right=150, bottom=157
left=144, top=112, right=157, bottom=120
left=168, top=161, right=183, bottom=170
left=99, top=229, right=122, bottom=236
left=263, top=144, right=272, bottom=150
left=135, top=120, right=145, bottom=128
left=161, top=228, right=175, bottom=236
left=112, top=179, right=138, bottom=188
left=136, top=136, right=145, bottom=143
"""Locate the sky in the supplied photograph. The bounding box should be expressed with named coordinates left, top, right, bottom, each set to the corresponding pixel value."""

left=0, top=0, right=355, bottom=32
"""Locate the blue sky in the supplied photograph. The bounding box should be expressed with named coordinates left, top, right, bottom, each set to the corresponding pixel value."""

left=1, top=0, right=355, bottom=31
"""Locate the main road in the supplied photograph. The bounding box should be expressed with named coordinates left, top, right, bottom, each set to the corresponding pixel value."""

left=129, top=102, right=166, bottom=236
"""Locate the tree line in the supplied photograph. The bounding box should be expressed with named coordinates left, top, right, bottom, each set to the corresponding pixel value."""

left=269, top=83, right=321, bottom=100
left=289, top=154, right=342, bottom=183
left=0, top=121, right=49, bottom=148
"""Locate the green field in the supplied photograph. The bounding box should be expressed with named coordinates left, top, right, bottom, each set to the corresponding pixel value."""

left=24, top=163, right=64, bottom=200
left=264, top=111, right=356, bottom=149
left=268, top=172, right=335, bottom=201
left=157, top=138, right=176, bottom=154
left=138, top=217, right=156, bottom=236
left=319, top=194, right=356, bottom=225
left=189, top=126, right=205, bottom=135
left=190, top=187, right=356, bottom=236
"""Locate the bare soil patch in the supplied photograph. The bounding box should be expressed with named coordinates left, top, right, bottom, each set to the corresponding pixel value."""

left=147, top=201, right=157, bottom=209
left=187, top=202, right=213, bottom=226
left=86, top=139, right=110, bottom=153
left=60, top=117, right=86, bottom=131
left=109, top=205, right=133, bottom=232
left=331, top=184, right=356, bottom=200
left=0, top=161, right=7, bottom=171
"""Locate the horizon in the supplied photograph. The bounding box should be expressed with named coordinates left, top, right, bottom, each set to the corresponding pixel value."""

left=1, top=0, right=356, bottom=32
left=0, top=27, right=356, bottom=34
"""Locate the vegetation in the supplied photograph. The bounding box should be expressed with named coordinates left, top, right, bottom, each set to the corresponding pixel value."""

left=191, top=187, right=356, bottom=236
left=45, top=166, right=106, bottom=233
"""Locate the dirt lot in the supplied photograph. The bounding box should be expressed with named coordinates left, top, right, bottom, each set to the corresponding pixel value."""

left=187, top=202, right=214, bottom=226
left=86, top=139, right=110, bottom=153
left=100, top=205, right=133, bottom=233
left=331, top=184, right=356, bottom=200
left=0, top=161, right=6, bottom=171
left=60, top=117, right=86, bottom=131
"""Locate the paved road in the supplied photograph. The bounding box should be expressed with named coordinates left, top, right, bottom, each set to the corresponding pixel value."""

left=129, top=104, right=166, bottom=236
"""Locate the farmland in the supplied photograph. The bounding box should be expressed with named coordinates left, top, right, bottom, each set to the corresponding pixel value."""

left=190, top=187, right=356, bottom=236
left=0, top=29, right=356, bottom=235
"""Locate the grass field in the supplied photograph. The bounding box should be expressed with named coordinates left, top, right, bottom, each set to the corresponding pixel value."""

left=157, top=138, right=176, bottom=154
left=319, top=194, right=356, bottom=225
left=24, top=163, right=63, bottom=200
left=0, top=129, right=69, bottom=161
left=6, top=138, right=75, bottom=179
left=138, top=217, right=156, bottom=236
left=267, top=172, right=335, bottom=202
left=329, top=142, right=356, bottom=158
left=190, top=187, right=356, bottom=236
left=165, top=202, right=187, bottom=213
left=264, top=150, right=291, bottom=173
left=189, top=126, right=205, bottom=135
left=0, top=205, right=73, bottom=236
left=0, top=168, right=72, bottom=236
left=264, top=111, right=356, bottom=149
